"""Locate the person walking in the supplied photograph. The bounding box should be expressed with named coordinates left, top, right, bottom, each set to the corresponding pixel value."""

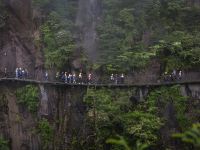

left=72, top=73, right=76, bottom=84
left=56, top=72, right=60, bottom=80
left=4, top=68, right=7, bottom=78
left=61, top=72, right=65, bottom=82
left=78, top=72, right=83, bottom=84
left=115, top=74, right=118, bottom=84
left=178, top=70, right=182, bottom=80
left=19, top=68, right=22, bottom=79
left=110, top=74, right=114, bottom=84
left=22, top=68, right=25, bottom=79
left=45, top=71, right=48, bottom=81
left=68, top=73, right=72, bottom=83
left=88, top=73, right=92, bottom=84
left=15, top=68, right=19, bottom=78
left=64, top=72, right=68, bottom=83
left=172, top=69, right=177, bottom=81
left=120, top=73, right=125, bottom=84
left=25, top=69, right=28, bottom=79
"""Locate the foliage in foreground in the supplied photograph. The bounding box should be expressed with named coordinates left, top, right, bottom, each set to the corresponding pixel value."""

left=173, top=123, right=200, bottom=149
left=107, top=136, right=148, bottom=150
left=16, top=85, right=39, bottom=114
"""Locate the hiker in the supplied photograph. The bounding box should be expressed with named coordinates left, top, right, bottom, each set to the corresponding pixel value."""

left=61, top=72, right=65, bottom=82
left=19, top=68, right=22, bottom=79
left=178, top=70, right=182, bottom=80
left=120, top=73, right=125, bottom=84
left=72, top=73, right=76, bottom=84
left=78, top=72, right=83, bottom=84
left=24, top=69, right=28, bottom=78
left=22, top=68, right=25, bottom=79
left=4, top=68, right=7, bottom=78
left=64, top=72, right=68, bottom=83
left=163, top=72, right=168, bottom=82
left=110, top=74, right=114, bottom=83
left=56, top=72, right=60, bottom=80
left=45, top=71, right=48, bottom=81
left=15, top=68, right=19, bottom=78
left=88, top=73, right=92, bottom=84
left=68, top=73, right=72, bottom=83
left=171, top=69, right=177, bottom=81
left=115, top=74, right=118, bottom=84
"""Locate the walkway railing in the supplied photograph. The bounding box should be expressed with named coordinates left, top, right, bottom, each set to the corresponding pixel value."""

left=0, top=71, right=199, bottom=87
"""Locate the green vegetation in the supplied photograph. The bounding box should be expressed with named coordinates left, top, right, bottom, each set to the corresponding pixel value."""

left=40, top=11, right=75, bottom=69
left=16, top=85, right=39, bottom=114
left=153, top=32, right=200, bottom=72
left=0, top=136, right=9, bottom=150
left=35, top=0, right=77, bottom=70
left=83, top=88, right=163, bottom=149
left=82, top=85, right=194, bottom=149
left=37, top=119, right=53, bottom=150
left=147, top=85, right=189, bottom=130
left=5, top=0, right=199, bottom=149
left=97, top=0, right=200, bottom=73
left=107, top=136, right=148, bottom=150
left=36, top=0, right=200, bottom=72
left=173, top=123, right=200, bottom=149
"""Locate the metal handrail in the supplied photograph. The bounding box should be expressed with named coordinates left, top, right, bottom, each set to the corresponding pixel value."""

left=0, top=71, right=197, bottom=85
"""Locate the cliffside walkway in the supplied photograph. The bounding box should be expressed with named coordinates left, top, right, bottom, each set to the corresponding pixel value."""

left=0, top=77, right=200, bottom=88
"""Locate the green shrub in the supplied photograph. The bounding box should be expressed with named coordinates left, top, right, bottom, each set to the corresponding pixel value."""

left=40, top=11, right=75, bottom=69
left=37, top=119, right=53, bottom=150
left=147, top=85, right=189, bottom=130
left=84, top=88, right=163, bottom=148
left=173, top=123, right=200, bottom=149
left=107, top=136, right=149, bottom=150
left=16, top=85, right=39, bottom=114
left=0, top=136, right=9, bottom=150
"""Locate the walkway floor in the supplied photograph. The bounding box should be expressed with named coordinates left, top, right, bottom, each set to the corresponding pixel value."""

left=0, top=78, right=200, bottom=87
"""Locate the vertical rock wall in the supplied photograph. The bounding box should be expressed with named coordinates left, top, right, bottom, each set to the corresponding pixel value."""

left=0, top=82, right=87, bottom=150
left=0, top=0, right=44, bottom=77
left=75, top=0, right=101, bottom=62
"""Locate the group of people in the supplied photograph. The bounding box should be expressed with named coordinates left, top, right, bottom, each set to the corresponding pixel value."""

left=15, top=68, right=29, bottom=79
left=3, top=68, right=184, bottom=84
left=55, top=72, right=93, bottom=84
left=162, top=69, right=182, bottom=82
left=110, top=73, right=125, bottom=84
left=54, top=72, right=125, bottom=84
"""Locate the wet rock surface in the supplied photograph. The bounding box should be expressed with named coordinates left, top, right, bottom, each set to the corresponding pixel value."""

left=0, top=0, right=44, bottom=76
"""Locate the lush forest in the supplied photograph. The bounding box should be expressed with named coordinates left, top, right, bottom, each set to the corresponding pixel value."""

left=34, top=0, right=200, bottom=149
left=78, top=86, right=199, bottom=150
left=33, top=0, right=200, bottom=73
left=0, top=0, right=199, bottom=150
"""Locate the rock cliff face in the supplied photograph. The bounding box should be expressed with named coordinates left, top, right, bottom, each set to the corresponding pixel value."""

left=0, top=80, right=200, bottom=149
left=0, top=0, right=44, bottom=77
left=75, top=0, right=101, bottom=62
left=0, top=81, right=87, bottom=150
